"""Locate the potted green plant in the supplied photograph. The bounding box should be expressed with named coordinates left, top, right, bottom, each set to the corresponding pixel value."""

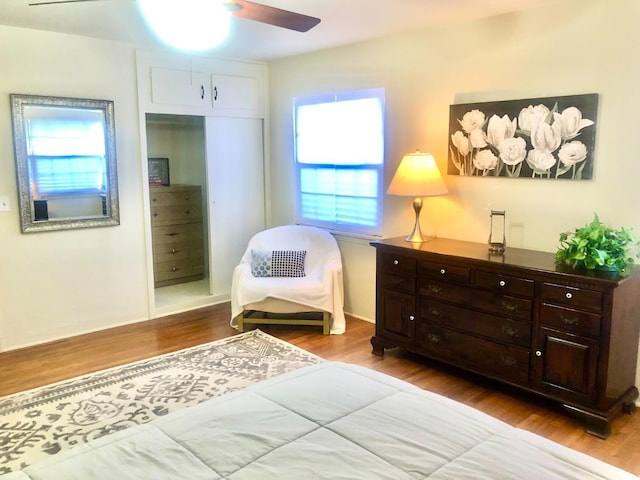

left=555, top=214, right=640, bottom=274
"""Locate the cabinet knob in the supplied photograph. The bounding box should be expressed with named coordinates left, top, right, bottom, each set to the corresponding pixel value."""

left=566, top=292, right=573, bottom=299
left=393, top=259, right=399, bottom=265
left=440, top=268, right=446, bottom=275
left=408, top=315, right=415, bottom=321
left=499, top=280, right=506, bottom=287
left=535, top=350, right=542, bottom=357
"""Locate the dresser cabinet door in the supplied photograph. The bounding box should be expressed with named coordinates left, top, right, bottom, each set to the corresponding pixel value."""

left=533, top=327, right=599, bottom=404
left=376, top=288, right=415, bottom=346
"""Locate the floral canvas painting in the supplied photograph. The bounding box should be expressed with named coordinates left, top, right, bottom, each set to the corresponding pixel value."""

left=448, top=93, right=598, bottom=179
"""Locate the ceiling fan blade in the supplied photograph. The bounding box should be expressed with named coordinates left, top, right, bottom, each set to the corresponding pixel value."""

left=29, top=0, right=102, bottom=5
left=229, top=0, right=320, bottom=32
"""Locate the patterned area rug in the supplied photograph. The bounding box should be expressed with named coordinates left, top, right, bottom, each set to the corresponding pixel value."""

left=0, top=330, right=323, bottom=474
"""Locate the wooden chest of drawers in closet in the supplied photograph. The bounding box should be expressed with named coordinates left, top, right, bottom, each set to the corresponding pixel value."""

left=371, top=236, right=640, bottom=438
left=150, top=185, right=204, bottom=287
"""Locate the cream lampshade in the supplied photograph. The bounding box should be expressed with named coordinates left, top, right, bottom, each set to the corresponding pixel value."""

left=387, top=150, right=448, bottom=243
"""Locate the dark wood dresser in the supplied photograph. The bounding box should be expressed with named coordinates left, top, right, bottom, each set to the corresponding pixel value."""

left=371, top=236, right=640, bottom=437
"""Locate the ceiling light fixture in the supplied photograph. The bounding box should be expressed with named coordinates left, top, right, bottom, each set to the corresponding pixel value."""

left=138, top=0, right=231, bottom=51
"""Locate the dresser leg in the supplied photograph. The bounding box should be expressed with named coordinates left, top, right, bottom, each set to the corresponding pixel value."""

left=371, top=336, right=385, bottom=357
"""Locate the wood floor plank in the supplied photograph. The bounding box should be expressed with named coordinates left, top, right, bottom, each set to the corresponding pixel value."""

left=0, top=302, right=638, bottom=475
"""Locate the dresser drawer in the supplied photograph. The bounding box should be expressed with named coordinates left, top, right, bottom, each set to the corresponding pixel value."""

left=475, top=270, right=534, bottom=298
left=419, top=279, right=532, bottom=321
left=540, top=303, right=602, bottom=338
left=154, top=260, right=204, bottom=283
left=149, top=188, right=201, bottom=207
left=416, top=323, right=530, bottom=384
left=152, top=240, right=204, bottom=264
left=419, top=261, right=470, bottom=284
left=379, top=274, right=415, bottom=294
left=540, top=283, right=603, bottom=312
left=151, top=204, right=202, bottom=225
left=152, top=223, right=203, bottom=245
left=419, top=299, right=531, bottom=348
left=379, top=252, right=416, bottom=277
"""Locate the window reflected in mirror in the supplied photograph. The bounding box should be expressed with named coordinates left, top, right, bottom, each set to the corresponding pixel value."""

left=10, top=94, right=119, bottom=233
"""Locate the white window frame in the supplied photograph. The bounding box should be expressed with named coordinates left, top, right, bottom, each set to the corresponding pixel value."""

left=293, top=88, right=385, bottom=237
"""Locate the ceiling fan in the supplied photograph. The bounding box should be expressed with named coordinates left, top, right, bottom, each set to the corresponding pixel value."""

left=28, top=0, right=321, bottom=33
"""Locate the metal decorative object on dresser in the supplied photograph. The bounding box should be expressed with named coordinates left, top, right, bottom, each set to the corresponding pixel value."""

left=371, top=236, right=640, bottom=438
left=150, top=185, right=204, bottom=287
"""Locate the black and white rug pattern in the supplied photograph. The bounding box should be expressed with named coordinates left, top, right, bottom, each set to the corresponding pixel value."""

left=0, top=330, right=323, bottom=474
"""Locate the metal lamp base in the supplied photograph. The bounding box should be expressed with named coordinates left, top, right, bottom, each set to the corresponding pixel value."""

left=405, top=197, right=434, bottom=243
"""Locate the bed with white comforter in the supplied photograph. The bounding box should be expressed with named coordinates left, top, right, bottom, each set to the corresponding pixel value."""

left=1, top=362, right=636, bottom=479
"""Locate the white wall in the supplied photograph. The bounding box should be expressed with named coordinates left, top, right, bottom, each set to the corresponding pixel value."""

left=0, top=26, right=150, bottom=350
left=268, top=0, right=640, bottom=382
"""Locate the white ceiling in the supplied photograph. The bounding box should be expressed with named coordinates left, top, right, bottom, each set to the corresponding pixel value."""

left=3, top=0, right=564, bottom=61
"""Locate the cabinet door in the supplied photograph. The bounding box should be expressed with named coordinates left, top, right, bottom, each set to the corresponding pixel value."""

left=211, top=74, right=262, bottom=117
left=377, top=288, right=415, bottom=346
left=533, top=326, right=599, bottom=404
left=151, top=67, right=210, bottom=107
left=205, top=116, right=265, bottom=297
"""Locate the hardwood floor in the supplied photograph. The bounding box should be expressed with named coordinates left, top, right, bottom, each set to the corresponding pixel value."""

left=1, top=302, right=639, bottom=475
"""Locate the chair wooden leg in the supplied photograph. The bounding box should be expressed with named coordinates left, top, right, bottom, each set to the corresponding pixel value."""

left=322, top=312, right=330, bottom=335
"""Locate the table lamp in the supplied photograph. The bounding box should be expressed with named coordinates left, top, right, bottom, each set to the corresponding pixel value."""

left=387, top=150, right=448, bottom=242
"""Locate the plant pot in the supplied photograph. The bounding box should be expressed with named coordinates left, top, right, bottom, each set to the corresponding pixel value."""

left=595, top=265, right=620, bottom=279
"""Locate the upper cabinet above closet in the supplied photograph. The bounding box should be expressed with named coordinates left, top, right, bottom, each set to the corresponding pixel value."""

left=150, top=67, right=211, bottom=108
left=138, top=51, right=266, bottom=118
left=211, top=74, right=261, bottom=117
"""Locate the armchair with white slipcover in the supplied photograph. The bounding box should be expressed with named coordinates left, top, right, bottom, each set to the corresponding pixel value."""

left=230, top=225, right=345, bottom=335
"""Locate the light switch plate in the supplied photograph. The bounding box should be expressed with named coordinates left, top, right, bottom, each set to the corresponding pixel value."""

left=0, top=196, right=10, bottom=211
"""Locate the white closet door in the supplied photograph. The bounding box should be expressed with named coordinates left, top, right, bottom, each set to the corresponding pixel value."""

left=205, top=116, right=265, bottom=297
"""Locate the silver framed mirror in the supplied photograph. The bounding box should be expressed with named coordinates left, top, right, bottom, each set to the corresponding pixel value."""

left=10, top=94, right=120, bottom=233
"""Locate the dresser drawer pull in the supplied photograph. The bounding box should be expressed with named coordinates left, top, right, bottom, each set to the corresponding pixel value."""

left=152, top=197, right=157, bottom=203
left=165, top=232, right=180, bottom=237
left=501, top=325, right=518, bottom=337
left=428, top=284, right=442, bottom=294
left=171, top=249, right=180, bottom=255
left=440, top=268, right=446, bottom=275
left=535, top=350, right=542, bottom=357
left=501, top=301, right=518, bottom=312
left=393, top=259, right=399, bottom=265
left=566, top=292, right=573, bottom=299
left=500, top=355, right=517, bottom=367
left=428, top=306, right=441, bottom=317
left=428, top=333, right=441, bottom=344
left=499, top=280, right=506, bottom=287
left=185, top=209, right=191, bottom=215
left=560, top=315, right=580, bottom=326
left=171, top=266, right=180, bottom=272
left=409, top=315, right=415, bottom=322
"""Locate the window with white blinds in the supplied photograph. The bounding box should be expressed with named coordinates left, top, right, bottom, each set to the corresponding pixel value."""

left=26, top=113, right=106, bottom=196
left=294, top=88, right=385, bottom=236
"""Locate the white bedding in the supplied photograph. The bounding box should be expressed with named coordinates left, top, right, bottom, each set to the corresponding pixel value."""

left=2, top=362, right=636, bottom=479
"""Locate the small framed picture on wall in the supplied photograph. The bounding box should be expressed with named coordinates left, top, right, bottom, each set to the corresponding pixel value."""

left=148, top=158, right=170, bottom=187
